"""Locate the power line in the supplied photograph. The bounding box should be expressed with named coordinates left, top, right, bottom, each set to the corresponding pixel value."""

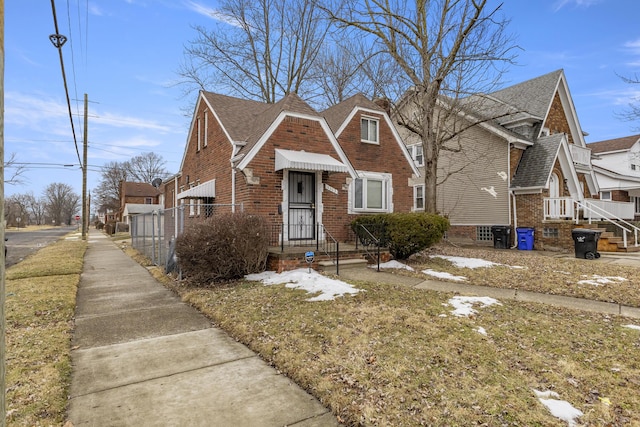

left=49, top=0, right=83, bottom=168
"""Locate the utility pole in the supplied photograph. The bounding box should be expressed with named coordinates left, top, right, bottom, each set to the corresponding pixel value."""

left=0, top=1, right=7, bottom=424
left=82, top=93, right=88, bottom=240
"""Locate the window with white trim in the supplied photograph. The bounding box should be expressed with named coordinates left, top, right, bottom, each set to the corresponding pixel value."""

left=204, top=111, right=208, bottom=147
left=410, top=144, right=424, bottom=166
left=351, top=172, right=391, bottom=212
left=600, top=191, right=611, bottom=201
left=197, top=117, right=202, bottom=151
left=633, top=196, right=640, bottom=214
left=361, top=117, right=379, bottom=144
left=414, top=185, right=424, bottom=210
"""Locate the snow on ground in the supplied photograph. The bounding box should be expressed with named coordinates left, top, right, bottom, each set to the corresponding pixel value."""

left=448, top=296, right=502, bottom=317
left=245, top=269, right=361, bottom=302
left=372, top=260, right=415, bottom=271
left=431, top=254, right=524, bottom=269
left=476, top=327, right=487, bottom=336
left=577, top=275, right=628, bottom=287
left=422, top=269, right=467, bottom=282
left=624, top=324, right=640, bottom=331
left=533, top=389, right=583, bottom=427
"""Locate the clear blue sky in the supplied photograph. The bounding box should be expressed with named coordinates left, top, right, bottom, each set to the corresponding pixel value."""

left=4, top=0, right=640, bottom=201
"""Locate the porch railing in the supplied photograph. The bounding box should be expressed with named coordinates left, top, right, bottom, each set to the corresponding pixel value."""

left=577, top=200, right=639, bottom=248
left=569, top=144, right=591, bottom=167
left=269, top=223, right=340, bottom=274
left=354, top=224, right=381, bottom=271
left=543, top=197, right=575, bottom=220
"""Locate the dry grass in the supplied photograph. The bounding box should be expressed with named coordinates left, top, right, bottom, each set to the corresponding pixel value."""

left=158, top=244, right=640, bottom=426
left=407, top=245, right=640, bottom=306
left=5, top=236, right=86, bottom=426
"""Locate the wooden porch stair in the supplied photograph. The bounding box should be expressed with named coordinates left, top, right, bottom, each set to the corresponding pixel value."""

left=594, top=228, right=640, bottom=253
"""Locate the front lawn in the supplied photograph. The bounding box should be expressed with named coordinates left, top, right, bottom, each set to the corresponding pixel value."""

left=161, top=245, right=640, bottom=426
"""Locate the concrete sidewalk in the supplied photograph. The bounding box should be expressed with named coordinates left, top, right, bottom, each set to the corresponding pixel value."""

left=68, top=230, right=339, bottom=427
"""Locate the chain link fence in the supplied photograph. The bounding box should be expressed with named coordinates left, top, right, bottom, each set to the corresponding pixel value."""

left=130, top=203, right=242, bottom=270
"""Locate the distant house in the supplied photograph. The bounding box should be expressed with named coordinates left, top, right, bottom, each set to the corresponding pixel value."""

left=119, top=181, right=161, bottom=225
left=164, top=91, right=419, bottom=270
left=397, top=69, right=637, bottom=252
left=588, top=134, right=640, bottom=220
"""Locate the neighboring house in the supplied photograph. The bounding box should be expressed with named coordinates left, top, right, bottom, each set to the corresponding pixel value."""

left=588, top=134, right=640, bottom=220
left=164, top=91, right=419, bottom=270
left=397, top=69, right=634, bottom=251
left=119, top=181, right=161, bottom=224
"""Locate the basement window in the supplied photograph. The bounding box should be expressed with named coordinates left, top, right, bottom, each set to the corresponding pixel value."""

left=543, top=227, right=559, bottom=238
left=476, top=226, right=493, bottom=241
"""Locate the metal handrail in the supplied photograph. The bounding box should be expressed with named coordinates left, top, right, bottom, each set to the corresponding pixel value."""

left=354, top=224, right=381, bottom=271
left=317, top=224, right=340, bottom=275
left=576, top=200, right=639, bottom=247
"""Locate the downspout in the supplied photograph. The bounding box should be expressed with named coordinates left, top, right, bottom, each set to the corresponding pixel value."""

left=231, top=166, right=236, bottom=213
left=174, top=177, right=179, bottom=239
left=511, top=191, right=518, bottom=249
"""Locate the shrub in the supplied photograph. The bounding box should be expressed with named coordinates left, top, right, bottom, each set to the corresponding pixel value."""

left=175, top=212, right=270, bottom=284
left=352, top=212, right=449, bottom=260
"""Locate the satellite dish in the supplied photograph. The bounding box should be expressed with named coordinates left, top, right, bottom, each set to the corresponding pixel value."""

left=151, top=178, right=163, bottom=188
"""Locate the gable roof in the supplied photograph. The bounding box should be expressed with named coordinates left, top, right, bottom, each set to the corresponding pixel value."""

left=122, top=182, right=159, bottom=198
left=511, top=133, right=565, bottom=189
left=201, top=91, right=319, bottom=158
left=322, top=93, right=384, bottom=133
left=588, top=134, right=640, bottom=154
left=488, top=69, right=563, bottom=125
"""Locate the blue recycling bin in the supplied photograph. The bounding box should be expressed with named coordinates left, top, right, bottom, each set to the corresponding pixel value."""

left=516, top=227, right=534, bottom=251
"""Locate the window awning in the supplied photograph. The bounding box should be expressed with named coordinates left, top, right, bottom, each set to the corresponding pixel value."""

left=275, top=149, right=348, bottom=173
left=177, top=179, right=216, bottom=199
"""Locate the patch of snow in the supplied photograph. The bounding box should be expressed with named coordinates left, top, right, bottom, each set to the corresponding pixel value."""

left=533, top=389, right=583, bottom=427
left=245, top=269, right=360, bottom=302
left=624, top=324, right=640, bottom=331
left=578, top=275, right=628, bottom=287
left=497, top=171, right=508, bottom=181
left=476, top=327, right=487, bottom=336
left=448, top=296, right=501, bottom=317
left=431, top=255, right=523, bottom=270
left=373, top=260, right=415, bottom=271
left=422, top=269, right=467, bottom=282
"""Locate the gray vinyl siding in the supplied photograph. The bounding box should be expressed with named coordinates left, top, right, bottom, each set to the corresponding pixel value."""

left=436, top=128, right=510, bottom=225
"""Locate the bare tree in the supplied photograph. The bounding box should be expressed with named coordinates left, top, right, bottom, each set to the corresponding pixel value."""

left=178, top=0, right=333, bottom=103
left=43, top=183, right=80, bottom=226
left=94, top=161, right=128, bottom=216
left=127, top=152, right=171, bottom=183
left=4, top=153, right=28, bottom=186
left=24, top=192, right=47, bottom=225
left=325, top=0, right=517, bottom=212
left=618, top=73, right=640, bottom=128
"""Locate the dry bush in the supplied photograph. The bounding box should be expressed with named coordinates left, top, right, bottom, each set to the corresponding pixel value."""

left=175, top=212, right=269, bottom=284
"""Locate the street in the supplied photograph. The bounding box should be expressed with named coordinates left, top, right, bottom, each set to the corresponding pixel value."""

left=5, top=226, right=78, bottom=267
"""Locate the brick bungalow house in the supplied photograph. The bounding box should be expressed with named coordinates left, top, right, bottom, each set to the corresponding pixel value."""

left=119, top=181, right=162, bottom=225
left=398, top=69, right=636, bottom=252
left=164, top=91, right=419, bottom=270
left=588, top=134, right=640, bottom=221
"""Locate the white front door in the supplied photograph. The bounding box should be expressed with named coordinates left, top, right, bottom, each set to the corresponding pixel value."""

left=548, top=172, right=560, bottom=218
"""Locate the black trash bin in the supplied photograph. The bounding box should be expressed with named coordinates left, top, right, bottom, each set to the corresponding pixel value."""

left=571, top=229, right=601, bottom=259
left=491, top=225, right=511, bottom=249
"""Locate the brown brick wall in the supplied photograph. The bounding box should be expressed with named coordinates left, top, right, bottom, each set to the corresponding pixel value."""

left=544, top=92, right=574, bottom=144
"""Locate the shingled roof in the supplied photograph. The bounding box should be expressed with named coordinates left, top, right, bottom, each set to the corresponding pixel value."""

left=202, top=91, right=320, bottom=157
left=122, top=182, right=160, bottom=197
left=587, top=134, right=640, bottom=154
left=322, top=93, right=384, bottom=133
left=511, top=133, right=565, bottom=189
left=487, top=69, right=563, bottom=125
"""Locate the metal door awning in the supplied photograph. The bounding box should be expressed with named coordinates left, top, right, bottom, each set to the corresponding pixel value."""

left=275, top=149, right=348, bottom=173
left=177, top=179, right=216, bottom=199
